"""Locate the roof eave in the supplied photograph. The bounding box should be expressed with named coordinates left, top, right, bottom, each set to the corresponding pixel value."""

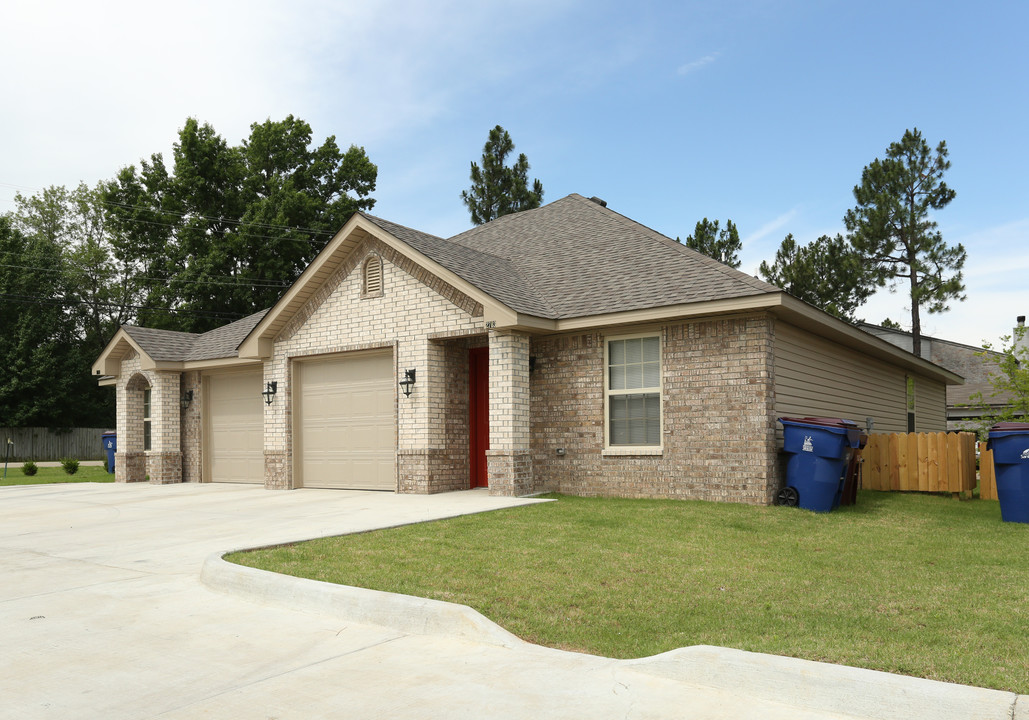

left=239, top=214, right=519, bottom=359
left=92, top=329, right=154, bottom=378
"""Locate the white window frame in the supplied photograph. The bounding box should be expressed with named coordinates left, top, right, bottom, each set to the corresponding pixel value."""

left=143, top=387, right=152, bottom=452
left=603, top=331, right=663, bottom=455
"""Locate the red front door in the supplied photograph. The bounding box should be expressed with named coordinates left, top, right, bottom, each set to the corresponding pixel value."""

left=469, top=347, right=489, bottom=488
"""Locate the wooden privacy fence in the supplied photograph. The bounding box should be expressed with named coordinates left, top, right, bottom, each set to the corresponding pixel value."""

left=978, top=442, right=998, bottom=500
left=0, top=427, right=109, bottom=462
left=861, top=432, right=978, bottom=494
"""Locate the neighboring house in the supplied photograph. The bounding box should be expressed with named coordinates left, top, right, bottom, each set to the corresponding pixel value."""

left=93, top=194, right=961, bottom=505
left=857, top=321, right=1013, bottom=431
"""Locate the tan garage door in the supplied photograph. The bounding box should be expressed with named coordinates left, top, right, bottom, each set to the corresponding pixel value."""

left=205, top=370, right=264, bottom=484
left=295, top=350, right=395, bottom=490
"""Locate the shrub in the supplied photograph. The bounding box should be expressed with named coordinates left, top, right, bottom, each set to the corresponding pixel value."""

left=60, top=457, right=79, bottom=475
left=22, top=461, right=38, bottom=476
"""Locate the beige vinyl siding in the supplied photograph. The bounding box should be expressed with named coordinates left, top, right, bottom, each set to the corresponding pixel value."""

left=774, top=322, right=909, bottom=434
left=913, top=375, right=948, bottom=432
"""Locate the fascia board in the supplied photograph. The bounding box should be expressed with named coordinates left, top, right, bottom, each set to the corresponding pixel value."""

left=92, top=331, right=153, bottom=377
left=550, top=295, right=782, bottom=332
left=182, top=357, right=263, bottom=371
left=237, top=213, right=366, bottom=359
left=357, top=218, right=515, bottom=322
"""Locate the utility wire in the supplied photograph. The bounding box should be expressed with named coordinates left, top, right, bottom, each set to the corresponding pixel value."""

left=0, top=262, right=292, bottom=289
left=0, top=292, right=246, bottom=320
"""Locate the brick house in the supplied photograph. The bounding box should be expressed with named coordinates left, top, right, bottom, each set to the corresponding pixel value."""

left=93, top=194, right=961, bottom=504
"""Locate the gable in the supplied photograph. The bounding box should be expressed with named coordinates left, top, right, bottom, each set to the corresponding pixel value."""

left=276, top=236, right=485, bottom=350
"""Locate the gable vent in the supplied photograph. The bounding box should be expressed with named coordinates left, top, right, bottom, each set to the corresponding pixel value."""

left=363, top=255, right=382, bottom=296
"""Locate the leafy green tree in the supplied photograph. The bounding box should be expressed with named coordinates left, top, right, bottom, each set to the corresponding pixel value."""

left=13, top=183, right=138, bottom=357
left=759, top=233, right=874, bottom=321
left=880, top=318, right=903, bottom=330
left=681, top=218, right=742, bottom=268
left=0, top=214, right=108, bottom=427
left=965, top=326, right=1029, bottom=438
left=461, top=125, right=544, bottom=225
left=844, top=128, right=965, bottom=355
left=105, top=115, right=377, bottom=332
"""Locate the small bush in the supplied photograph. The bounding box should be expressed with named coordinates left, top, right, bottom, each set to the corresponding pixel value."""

left=60, top=458, right=79, bottom=475
left=22, top=461, right=38, bottom=476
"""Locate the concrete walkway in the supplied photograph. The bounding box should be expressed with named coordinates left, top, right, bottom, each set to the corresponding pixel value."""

left=1, top=483, right=1023, bottom=719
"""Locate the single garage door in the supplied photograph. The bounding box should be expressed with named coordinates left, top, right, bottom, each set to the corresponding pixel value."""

left=295, top=350, right=396, bottom=490
left=205, top=370, right=264, bottom=484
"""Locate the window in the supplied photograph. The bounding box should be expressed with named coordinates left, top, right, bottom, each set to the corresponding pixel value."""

left=906, top=375, right=915, bottom=433
left=362, top=255, right=382, bottom=296
left=143, top=388, right=152, bottom=451
left=606, top=335, right=661, bottom=447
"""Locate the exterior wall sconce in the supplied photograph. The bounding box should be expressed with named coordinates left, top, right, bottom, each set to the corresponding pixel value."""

left=180, top=390, right=193, bottom=410
left=399, top=369, right=416, bottom=397
left=262, top=381, right=278, bottom=405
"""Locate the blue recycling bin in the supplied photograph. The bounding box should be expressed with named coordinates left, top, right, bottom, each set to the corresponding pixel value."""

left=101, top=432, right=117, bottom=474
left=987, top=422, right=1029, bottom=524
left=778, top=417, right=863, bottom=513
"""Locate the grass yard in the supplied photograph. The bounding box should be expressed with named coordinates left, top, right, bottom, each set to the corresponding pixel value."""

left=228, top=491, right=1029, bottom=693
left=0, top=465, right=114, bottom=486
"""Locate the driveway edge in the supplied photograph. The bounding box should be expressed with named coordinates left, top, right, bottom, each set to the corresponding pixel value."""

left=200, top=551, right=524, bottom=649
left=627, top=646, right=1022, bottom=720
left=204, top=551, right=1028, bottom=720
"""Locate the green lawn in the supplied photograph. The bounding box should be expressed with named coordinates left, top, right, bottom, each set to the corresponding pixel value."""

left=228, top=491, right=1029, bottom=693
left=0, top=464, right=114, bottom=485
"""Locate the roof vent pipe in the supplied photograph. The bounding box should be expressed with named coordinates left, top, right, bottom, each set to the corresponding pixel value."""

left=1018, top=316, right=1025, bottom=327
left=589, top=196, right=607, bottom=207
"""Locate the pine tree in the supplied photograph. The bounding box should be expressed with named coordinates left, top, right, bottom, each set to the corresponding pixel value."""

left=461, top=125, right=544, bottom=225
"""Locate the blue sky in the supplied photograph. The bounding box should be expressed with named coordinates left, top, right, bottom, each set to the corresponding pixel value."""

left=2, top=0, right=1026, bottom=348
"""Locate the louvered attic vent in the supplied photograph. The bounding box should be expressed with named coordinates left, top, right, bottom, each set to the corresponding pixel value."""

left=363, top=255, right=382, bottom=296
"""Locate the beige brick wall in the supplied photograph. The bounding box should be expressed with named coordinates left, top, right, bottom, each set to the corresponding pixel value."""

left=267, top=236, right=485, bottom=490
left=487, top=330, right=533, bottom=496
left=529, top=315, right=778, bottom=504
left=114, top=352, right=183, bottom=484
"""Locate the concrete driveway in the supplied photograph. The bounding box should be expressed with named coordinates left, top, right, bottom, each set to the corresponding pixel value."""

left=1, top=482, right=1023, bottom=720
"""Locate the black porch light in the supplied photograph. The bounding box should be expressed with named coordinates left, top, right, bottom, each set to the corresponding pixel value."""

left=262, top=381, right=278, bottom=405
left=399, top=369, right=416, bottom=397
left=180, top=390, right=193, bottom=410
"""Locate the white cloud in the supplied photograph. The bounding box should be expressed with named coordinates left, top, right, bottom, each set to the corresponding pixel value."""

left=677, top=52, right=719, bottom=75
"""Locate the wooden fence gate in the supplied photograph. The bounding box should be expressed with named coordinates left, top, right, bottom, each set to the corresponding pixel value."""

left=861, top=432, right=979, bottom=494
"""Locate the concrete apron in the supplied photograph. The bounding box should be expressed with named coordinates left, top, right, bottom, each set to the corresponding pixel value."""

left=1, top=483, right=1024, bottom=720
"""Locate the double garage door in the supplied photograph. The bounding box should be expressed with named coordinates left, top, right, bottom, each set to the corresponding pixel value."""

left=204, top=351, right=396, bottom=489
left=294, top=350, right=396, bottom=490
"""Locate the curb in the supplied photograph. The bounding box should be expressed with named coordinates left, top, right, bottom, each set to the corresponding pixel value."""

left=627, top=645, right=1023, bottom=720
left=200, top=551, right=523, bottom=649
left=202, top=552, right=1029, bottom=720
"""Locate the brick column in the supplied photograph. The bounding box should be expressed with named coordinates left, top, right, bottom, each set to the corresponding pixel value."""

left=264, top=355, right=292, bottom=489
left=148, top=372, right=183, bottom=484
left=486, top=330, right=533, bottom=496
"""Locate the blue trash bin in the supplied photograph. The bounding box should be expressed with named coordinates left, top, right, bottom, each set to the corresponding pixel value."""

left=101, top=432, right=117, bottom=474
left=778, top=417, right=863, bottom=513
left=987, top=422, right=1029, bottom=524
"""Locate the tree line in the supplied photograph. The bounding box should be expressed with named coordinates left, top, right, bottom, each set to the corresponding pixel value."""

left=0, top=121, right=966, bottom=429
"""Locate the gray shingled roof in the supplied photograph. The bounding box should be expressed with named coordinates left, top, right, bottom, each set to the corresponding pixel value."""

left=361, top=215, right=557, bottom=317
left=444, top=194, right=779, bottom=319
left=368, top=194, right=779, bottom=320
left=123, top=310, right=269, bottom=362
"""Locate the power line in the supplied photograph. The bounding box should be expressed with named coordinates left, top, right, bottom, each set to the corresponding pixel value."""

left=0, top=261, right=292, bottom=289
left=0, top=292, right=247, bottom=320
left=1, top=180, right=340, bottom=237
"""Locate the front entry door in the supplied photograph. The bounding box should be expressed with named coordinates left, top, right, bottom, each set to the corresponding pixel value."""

left=469, top=347, right=489, bottom=488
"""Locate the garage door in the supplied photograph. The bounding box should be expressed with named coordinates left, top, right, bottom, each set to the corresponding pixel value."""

left=206, top=370, right=264, bottom=484
left=295, top=350, right=395, bottom=490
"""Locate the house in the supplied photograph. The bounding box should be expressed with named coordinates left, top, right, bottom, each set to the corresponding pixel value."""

left=857, top=321, right=1013, bottom=431
left=93, top=194, right=962, bottom=504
